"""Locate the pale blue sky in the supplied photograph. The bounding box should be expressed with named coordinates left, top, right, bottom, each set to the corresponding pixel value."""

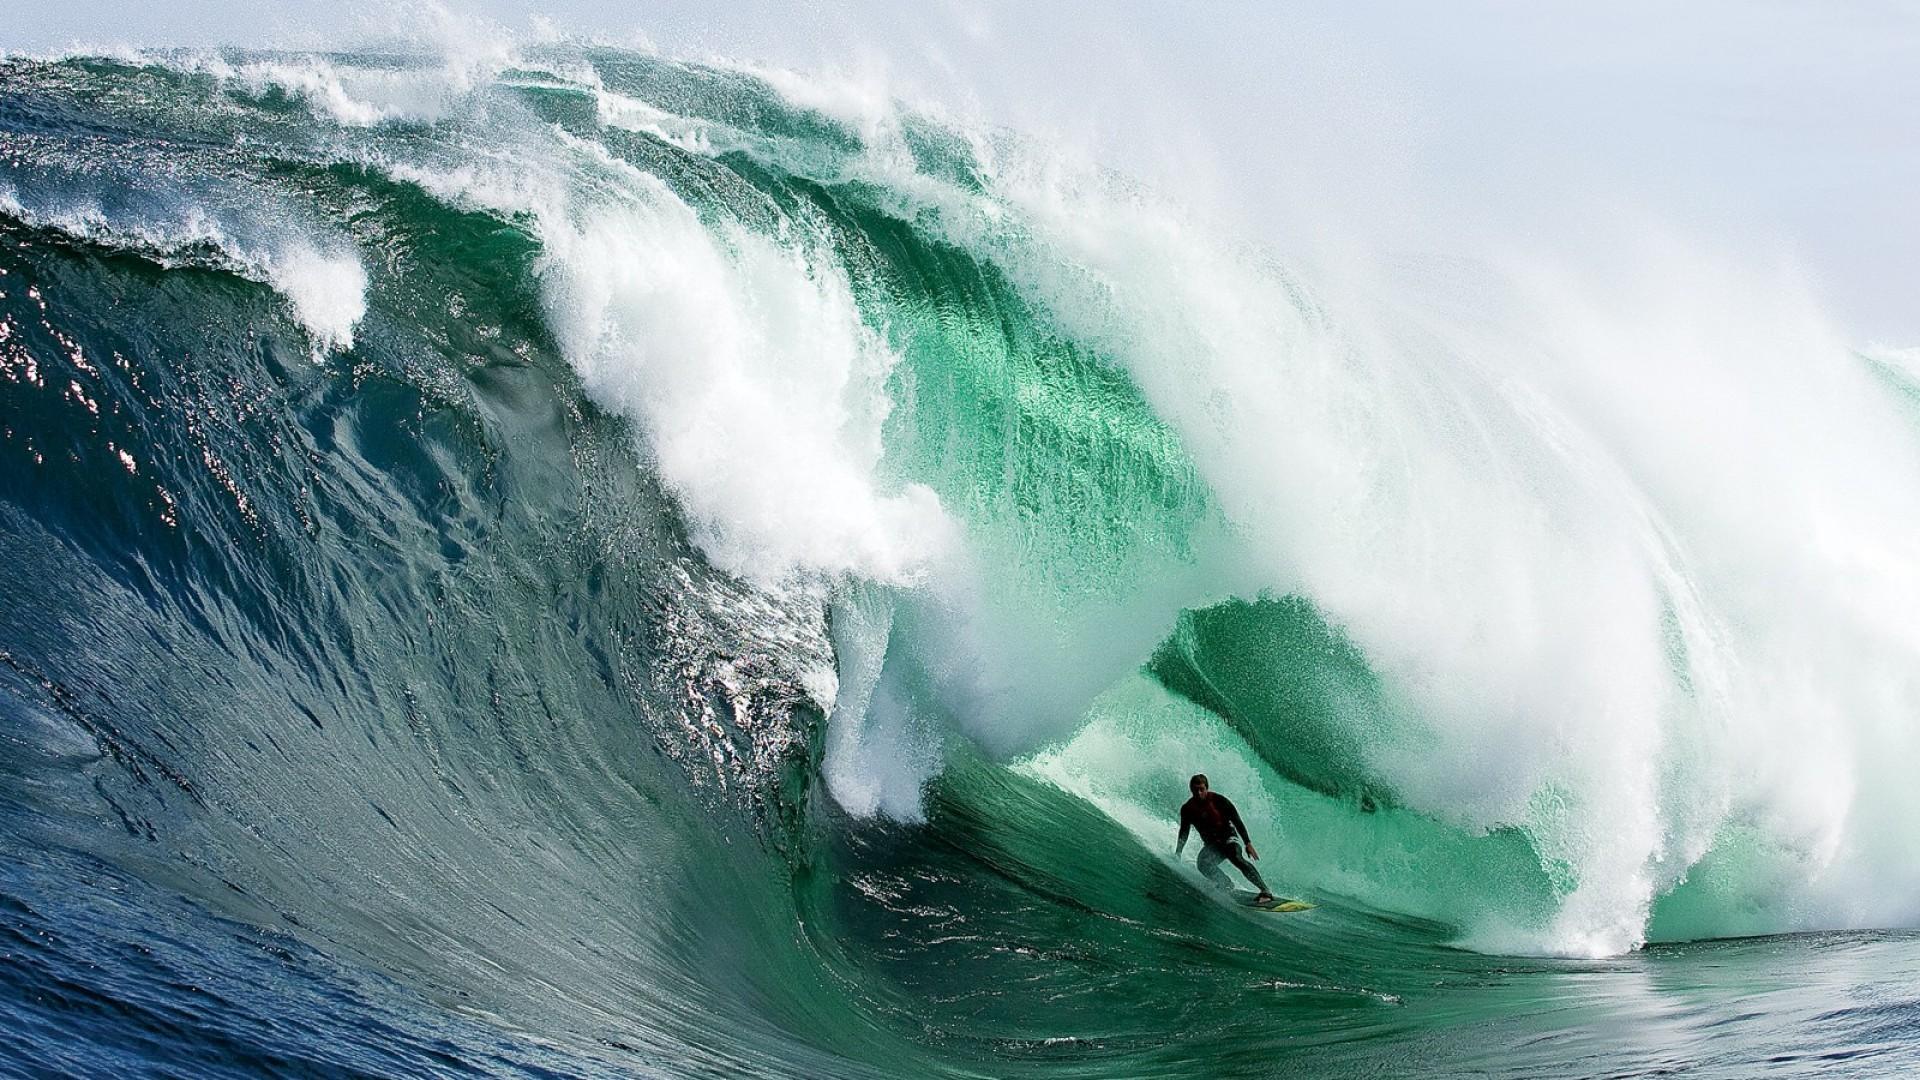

left=6, top=1, right=1917, bottom=341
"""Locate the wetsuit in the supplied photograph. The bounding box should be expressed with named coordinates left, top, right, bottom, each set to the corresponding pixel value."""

left=1177, top=792, right=1270, bottom=894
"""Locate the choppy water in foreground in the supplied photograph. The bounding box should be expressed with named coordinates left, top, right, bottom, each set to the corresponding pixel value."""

left=2, top=45, right=1918, bottom=1077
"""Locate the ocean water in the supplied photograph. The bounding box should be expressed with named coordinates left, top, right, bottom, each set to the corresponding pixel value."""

left=1, top=42, right=1918, bottom=1078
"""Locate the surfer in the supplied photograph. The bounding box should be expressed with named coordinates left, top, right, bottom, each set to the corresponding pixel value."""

left=1175, top=774, right=1273, bottom=903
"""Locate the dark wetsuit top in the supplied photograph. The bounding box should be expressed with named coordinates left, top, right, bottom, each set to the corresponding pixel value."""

left=1178, top=793, right=1251, bottom=850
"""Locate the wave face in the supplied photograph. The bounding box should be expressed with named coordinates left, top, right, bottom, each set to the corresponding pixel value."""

left=3, top=43, right=1920, bottom=1078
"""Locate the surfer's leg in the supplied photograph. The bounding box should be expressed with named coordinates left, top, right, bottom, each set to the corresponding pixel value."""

left=1195, top=845, right=1231, bottom=890
left=1223, top=843, right=1270, bottom=894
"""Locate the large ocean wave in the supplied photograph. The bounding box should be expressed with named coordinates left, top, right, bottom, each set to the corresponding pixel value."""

left=3, top=36, right=1919, bottom=1077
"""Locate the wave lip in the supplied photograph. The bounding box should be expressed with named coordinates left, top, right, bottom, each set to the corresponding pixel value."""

left=0, top=180, right=365, bottom=355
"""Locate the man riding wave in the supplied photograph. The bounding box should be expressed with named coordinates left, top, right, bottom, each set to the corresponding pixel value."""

left=1175, top=774, right=1273, bottom=904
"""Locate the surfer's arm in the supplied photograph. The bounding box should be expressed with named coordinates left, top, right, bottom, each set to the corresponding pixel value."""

left=1175, top=812, right=1191, bottom=855
left=1223, top=798, right=1258, bottom=856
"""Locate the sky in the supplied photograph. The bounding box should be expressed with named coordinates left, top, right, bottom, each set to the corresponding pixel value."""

left=4, top=1, right=1916, bottom=342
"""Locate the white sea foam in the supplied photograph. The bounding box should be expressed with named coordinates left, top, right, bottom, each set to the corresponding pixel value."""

left=593, top=89, right=718, bottom=153
left=209, top=55, right=482, bottom=127
left=543, top=178, right=954, bottom=587
left=262, top=245, right=370, bottom=355
left=823, top=583, right=942, bottom=820
left=748, top=62, right=899, bottom=145
left=382, top=127, right=956, bottom=590
left=137, top=3, right=515, bottom=129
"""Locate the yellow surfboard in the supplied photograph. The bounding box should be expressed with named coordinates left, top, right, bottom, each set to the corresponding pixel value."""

left=1238, top=892, right=1315, bottom=913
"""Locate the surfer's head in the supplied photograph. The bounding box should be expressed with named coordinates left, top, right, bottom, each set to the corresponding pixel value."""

left=1189, top=774, right=1209, bottom=796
